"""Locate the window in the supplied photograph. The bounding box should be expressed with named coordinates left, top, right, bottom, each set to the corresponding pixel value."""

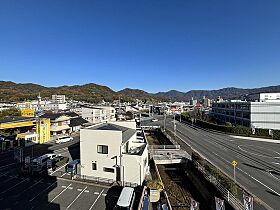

left=92, top=162, right=97, bottom=170
left=103, top=167, right=114, bottom=173
left=97, top=145, right=108, bottom=154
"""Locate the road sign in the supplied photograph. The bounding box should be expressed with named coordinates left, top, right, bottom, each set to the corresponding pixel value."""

left=190, top=199, right=199, bottom=210
left=243, top=193, right=253, bottom=210
left=232, top=160, right=237, bottom=167
left=215, top=197, right=225, bottom=210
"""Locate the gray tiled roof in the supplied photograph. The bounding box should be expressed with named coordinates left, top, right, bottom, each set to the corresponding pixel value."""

left=88, top=123, right=136, bottom=143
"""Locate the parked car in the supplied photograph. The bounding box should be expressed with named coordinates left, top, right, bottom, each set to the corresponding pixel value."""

left=151, top=119, right=158, bottom=122
left=56, top=136, right=73, bottom=144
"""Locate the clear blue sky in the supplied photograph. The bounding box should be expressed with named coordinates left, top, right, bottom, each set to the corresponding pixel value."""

left=0, top=0, right=280, bottom=93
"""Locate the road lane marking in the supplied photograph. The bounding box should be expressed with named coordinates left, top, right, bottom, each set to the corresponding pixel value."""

left=29, top=181, right=57, bottom=202
left=77, top=188, right=82, bottom=191
left=50, top=183, right=72, bottom=203
left=66, top=186, right=87, bottom=210
left=89, top=189, right=104, bottom=210
left=68, top=187, right=73, bottom=190
left=85, top=190, right=89, bottom=193
left=94, top=192, right=99, bottom=195
left=0, top=178, right=29, bottom=194
left=271, top=162, right=280, bottom=165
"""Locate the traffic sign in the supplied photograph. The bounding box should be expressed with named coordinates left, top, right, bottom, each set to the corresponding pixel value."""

left=231, top=160, right=237, bottom=167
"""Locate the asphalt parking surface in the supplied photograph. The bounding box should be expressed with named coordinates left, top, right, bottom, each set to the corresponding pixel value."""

left=0, top=172, right=110, bottom=210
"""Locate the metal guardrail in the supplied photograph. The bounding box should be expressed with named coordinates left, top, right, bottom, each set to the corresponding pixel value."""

left=193, top=160, right=244, bottom=210
left=149, top=145, right=180, bottom=150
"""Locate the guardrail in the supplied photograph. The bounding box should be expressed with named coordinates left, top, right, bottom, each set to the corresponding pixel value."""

left=193, top=160, right=243, bottom=210
left=149, top=145, right=180, bottom=150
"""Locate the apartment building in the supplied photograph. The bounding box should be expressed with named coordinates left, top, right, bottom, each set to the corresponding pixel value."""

left=80, top=121, right=149, bottom=185
left=211, top=93, right=280, bottom=130
left=52, top=94, right=66, bottom=103
left=42, top=113, right=71, bottom=136
left=82, top=106, right=116, bottom=124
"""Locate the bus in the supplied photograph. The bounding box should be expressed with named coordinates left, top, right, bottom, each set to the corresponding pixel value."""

left=31, top=153, right=58, bottom=171
left=114, top=187, right=135, bottom=210
left=65, top=159, right=80, bottom=174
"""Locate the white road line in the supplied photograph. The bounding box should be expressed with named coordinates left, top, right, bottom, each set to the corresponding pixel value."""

left=29, top=181, right=57, bottom=202
left=271, top=162, right=280, bottom=165
left=61, top=185, right=67, bottom=188
left=0, top=171, right=9, bottom=177
left=14, top=179, right=44, bottom=197
left=0, top=178, right=29, bottom=194
left=94, top=192, right=99, bottom=195
left=50, top=163, right=67, bottom=175
left=66, top=186, right=87, bottom=210
left=77, top=188, right=82, bottom=191
left=89, top=189, right=104, bottom=210
left=85, top=190, right=89, bottom=193
left=50, top=184, right=72, bottom=203
left=68, top=187, right=73, bottom=190
left=1, top=176, right=16, bottom=183
left=60, top=172, right=66, bottom=177
left=102, top=193, right=107, bottom=196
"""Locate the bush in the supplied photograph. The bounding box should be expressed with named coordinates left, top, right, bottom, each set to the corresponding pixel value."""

left=254, top=128, right=270, bottom=137
left=273, top=130, right=280, bottom=140
left=147, top=179, right=164, bottom=190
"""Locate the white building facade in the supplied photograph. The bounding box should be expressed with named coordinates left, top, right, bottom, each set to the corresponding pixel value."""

left=80, top=121, right=148, bottom=185
left=212, top=94, right=280, bottom=130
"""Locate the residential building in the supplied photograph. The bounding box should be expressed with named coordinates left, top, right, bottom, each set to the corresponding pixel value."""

left=42, top=113, right=71, bottom=136
left=211, top=94, right=280, bottom=130
left=82, top=106, right=116, bottom=124
left=52, top=94, right=66, bottom=103
left=80, top=121, right=149, bottom=185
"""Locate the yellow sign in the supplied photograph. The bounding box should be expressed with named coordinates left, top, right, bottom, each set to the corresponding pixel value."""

left=21, top=109, right=34, bottom=118
left=232, top=160, right=237, bottom=167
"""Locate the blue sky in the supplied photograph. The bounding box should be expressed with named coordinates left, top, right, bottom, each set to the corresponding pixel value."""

left=0, top=0, right=280, bottom=93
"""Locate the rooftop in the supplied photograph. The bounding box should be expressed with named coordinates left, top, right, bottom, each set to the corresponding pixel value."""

left=87, top=123, right=136, bottom=143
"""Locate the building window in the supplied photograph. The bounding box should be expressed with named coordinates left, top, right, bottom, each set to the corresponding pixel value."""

left=97, top=145, right=108, bottom=154
left=92, top=162, right=97, bottom=170
left=103, top=167, right=114, bottom=173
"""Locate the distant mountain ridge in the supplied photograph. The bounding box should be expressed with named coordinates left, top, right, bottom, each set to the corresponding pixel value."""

left=155, top=86, right=280, bottom=101
left=0, top=81, right=280, bottom=103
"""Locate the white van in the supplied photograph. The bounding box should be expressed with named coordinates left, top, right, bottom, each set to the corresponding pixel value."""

left=114, top=187, right=135, bottom=210
left=56, top=136, right=73, bottom=144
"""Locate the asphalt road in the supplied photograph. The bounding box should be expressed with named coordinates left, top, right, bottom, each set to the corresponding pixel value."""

left=143, top=116, right=280, bottom=210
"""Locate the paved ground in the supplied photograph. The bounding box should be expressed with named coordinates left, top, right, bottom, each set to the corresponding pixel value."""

left=0, top=172, right=109, bottom=210
left=143, top=116, right=280, bottom=210
left=0, top=135, right=123, bottom=210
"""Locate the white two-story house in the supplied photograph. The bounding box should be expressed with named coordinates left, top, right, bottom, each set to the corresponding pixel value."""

left=80, top=121, right=149, bottom=186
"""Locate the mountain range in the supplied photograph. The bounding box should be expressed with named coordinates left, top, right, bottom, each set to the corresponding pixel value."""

left=1, top=81, right=280, bottom=103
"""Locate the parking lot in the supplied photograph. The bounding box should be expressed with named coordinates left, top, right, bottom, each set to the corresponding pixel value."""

left=0, top=171, right=111, bottom=210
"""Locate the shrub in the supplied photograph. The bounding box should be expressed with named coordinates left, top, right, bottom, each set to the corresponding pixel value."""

left=147, top=179, right=164, bottom=190
left=254, top=128, right=270, bottom=137
left=273, top=130, right=280, bottom=140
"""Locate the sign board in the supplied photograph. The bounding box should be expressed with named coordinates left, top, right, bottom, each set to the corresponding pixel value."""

left=150, top=189, right=160, bottom=203
left=21, top=109, right=34, bottom=118
left=190, top=199, right=199, bottom=210
left=215, top=197, right=225, bottom=210
left=231, top=160, right=237, bottom=167
left=243, top=193, right=253, bottom=210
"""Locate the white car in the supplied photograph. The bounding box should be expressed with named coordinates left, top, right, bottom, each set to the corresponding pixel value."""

left=151, top=119, right=159, bottom=122
left=56, top=136, right=73, bottom=144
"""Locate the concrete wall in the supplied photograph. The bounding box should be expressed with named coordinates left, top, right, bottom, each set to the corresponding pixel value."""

left=111, top=121, right=136, bottom=129
left=251, top=102, right=280, bottom=130
left=80, top=129, right=122, bottom=180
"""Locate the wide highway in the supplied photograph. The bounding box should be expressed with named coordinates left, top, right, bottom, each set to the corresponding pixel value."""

left=143, top=116, right=280, bottom=210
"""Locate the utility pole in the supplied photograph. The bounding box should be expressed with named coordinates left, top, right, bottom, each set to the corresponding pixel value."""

left=164, top=104, right=166, bottom=132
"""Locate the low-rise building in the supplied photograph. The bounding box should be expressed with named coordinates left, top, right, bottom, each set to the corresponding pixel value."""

left=42, top=113, right=71, bottom=136
left=80, top=121, right=148, bottom=185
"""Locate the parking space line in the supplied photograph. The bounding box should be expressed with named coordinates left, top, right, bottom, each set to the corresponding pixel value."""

left=14, top=179, right=44, bottom=197
left=50, top=183, right=72, bottom=203
left=88, top=189, right=104, bottom=210
left=65, top=186, right=87, bottom=210
left=0, top=178, right=29, bottom=194
left=50, top=163, right=67, bottom=175
left=0, top=163, right=16, bottom=169
left=29, top=181, right=57, bottom=202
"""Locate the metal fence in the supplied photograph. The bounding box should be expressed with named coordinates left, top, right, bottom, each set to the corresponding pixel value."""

left=193, top=160, right=244, bottom=210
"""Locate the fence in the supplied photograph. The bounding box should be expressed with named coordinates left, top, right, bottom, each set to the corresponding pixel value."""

left=193, top=160, right=244, bottom=210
